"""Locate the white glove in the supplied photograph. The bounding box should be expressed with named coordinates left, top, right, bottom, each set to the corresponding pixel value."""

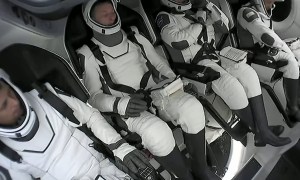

left=195, top=10, right=207, bottom=23
left=206, top=2, right=229, bottom=30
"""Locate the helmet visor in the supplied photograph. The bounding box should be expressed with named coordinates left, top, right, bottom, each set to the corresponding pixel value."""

left=85, top=0, right=121, bottom=35
left=0, top=78, right=37, bottom=139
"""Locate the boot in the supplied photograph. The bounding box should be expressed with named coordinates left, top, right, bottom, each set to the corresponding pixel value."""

left=233, top=105, right=255, bottom=132
left=284, top=78, right=300, bottom=122
left=233, top=107, right=285, bottom=139
left=249, top=95, right=291, bottom=147
left=269, top=125, right=284, bottom=136
left=184, top=129, right=221, bottom=180
left=155, top=146, right=194, bottom=180
left=233, top=107, right=284, bottom=135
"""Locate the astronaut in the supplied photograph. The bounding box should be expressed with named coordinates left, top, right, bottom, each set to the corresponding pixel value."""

left=156, top=0, right=291, bottom=147
left=0, top=69, right=137, bottom=180
left=237, top=0, right=300, bottom=122
left=76, top=0, right=221, bottom=179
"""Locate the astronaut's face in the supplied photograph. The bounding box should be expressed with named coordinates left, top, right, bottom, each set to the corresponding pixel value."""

left=93, top=2, right=117, bottom=26
left=0, top=80, right=23, bottom=126
left=264, top=0, right=276, bottom=10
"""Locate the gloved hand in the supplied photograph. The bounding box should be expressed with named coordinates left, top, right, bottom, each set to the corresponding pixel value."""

left=200, top=66, right=220, bottom=82
left=124, top=94, right=148, bottom=118
left=206, top=3, right=222, bottom=22
left=184, top=83, right=199, bottom=97
left=272, top=49, right=296, bottom=62
left=110, top=140, right=155, bottom=179
left=205, top=2, right=229, bottom=32
left=115, top=148, right=153, bottom=179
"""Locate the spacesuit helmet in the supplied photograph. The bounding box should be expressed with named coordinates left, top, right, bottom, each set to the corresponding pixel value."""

left=160, top=0, right=192, bottom=12
left=83, top=0, right=121, bottom=35
left=251, top=0, right=280, bottom=17
left=0, top=69, right=38, bottom=140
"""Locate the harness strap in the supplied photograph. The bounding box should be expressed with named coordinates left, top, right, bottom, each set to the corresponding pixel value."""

left=86, top=41, right=105, bottom=64
left=32, top=82, right=110, bottom=153
left=184, top=14, right=218, bottom=64
left=99, top=65, right=136, bottom=94
left=126, top=30, right=161, bottom=81
left=32, top=82, right=81, bottom=126
left=184, top=14, right=207, bottom=43
left=0, top=140, right=22, bottom=163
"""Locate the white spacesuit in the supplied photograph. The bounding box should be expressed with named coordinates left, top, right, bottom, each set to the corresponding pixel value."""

left=237, top=0, right=300, bottom=122
left=77, top=0, right=219, bottom=179
left=0, top=70, right=131, bottom=180
left=156, top=0, right=291, bottom=147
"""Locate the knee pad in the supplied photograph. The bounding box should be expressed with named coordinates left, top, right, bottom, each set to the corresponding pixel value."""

left=212, top=73, right=248, bottom=110
left=281, top=58, right=299, bottom=79
left=142, top=120, right=175, bottom=156
left=272, top=50, right=299, bottom=79
left=237, top=65, right=262, bottom=98
left=176, top=95, right=205, bottom=134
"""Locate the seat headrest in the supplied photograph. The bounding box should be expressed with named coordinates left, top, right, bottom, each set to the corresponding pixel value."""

left=118, top=4, right=151, bottom=41
left=0, top=44, right=89, bottom=102
left=65, top=5, right=92, bottom=77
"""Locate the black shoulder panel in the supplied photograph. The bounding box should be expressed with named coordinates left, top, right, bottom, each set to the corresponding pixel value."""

left=77, top=53, right=86, bottom=77
left=242, top=8, right=259, bottom=23
left=171, top=41, right=189, bottom=50
left=261, top=33, right=275, bottom=46
left=156, top=13, right=171, bottom=31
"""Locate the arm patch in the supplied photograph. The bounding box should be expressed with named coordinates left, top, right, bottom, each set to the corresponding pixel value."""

left=261, top=33, right=275, bottom=46
left=242, top=8, right=259, bottom=23
left=171, top=41, right=189, bottom=50
left=156, top=14, right=170, bottom=31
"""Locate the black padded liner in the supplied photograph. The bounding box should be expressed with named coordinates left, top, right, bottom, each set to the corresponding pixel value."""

left=0, top=44, right=89, bottom=102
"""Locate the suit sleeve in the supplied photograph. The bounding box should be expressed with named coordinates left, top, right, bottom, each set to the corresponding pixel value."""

left=237, top=7, right=289, bottom=52
left=156, top=12, right=203, bottom=50
left=205, top=2, right=229, bottom=33
left=57, top=93, right=124, bottom=146
left=58, top=93, right=135, bottom=161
